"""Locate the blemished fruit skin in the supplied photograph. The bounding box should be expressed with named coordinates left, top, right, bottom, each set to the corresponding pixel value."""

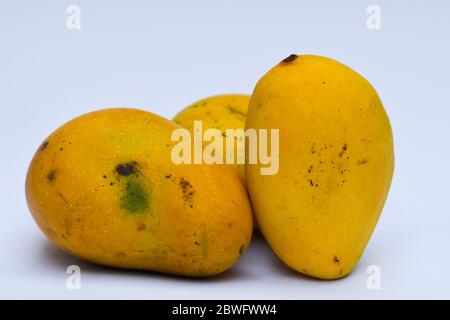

left=246, top=54, right=394, bottom=279
left=173, top=94, right=250, bottom=184
left=26, top=108, right=253, bottom=277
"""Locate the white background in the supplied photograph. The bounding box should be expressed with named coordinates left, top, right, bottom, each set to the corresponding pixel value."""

left=1, top=0, right=449, bottom=299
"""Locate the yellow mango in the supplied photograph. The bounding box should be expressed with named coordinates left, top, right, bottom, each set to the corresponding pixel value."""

left=26, top=108, right=253, bottom=277
left=246, top=54, right=394, bottom=279
left=173, top=94, right=250, bottom=184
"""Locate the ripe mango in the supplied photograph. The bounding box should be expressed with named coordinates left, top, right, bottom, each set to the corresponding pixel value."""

left=246, top=54, right=394, bottom=279
left=26, top=108, right=253, bottom=277
left=173, top=94, right=250, bottom=184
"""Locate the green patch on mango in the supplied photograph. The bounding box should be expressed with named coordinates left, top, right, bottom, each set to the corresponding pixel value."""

left=120, top=178, right=150, bottom=214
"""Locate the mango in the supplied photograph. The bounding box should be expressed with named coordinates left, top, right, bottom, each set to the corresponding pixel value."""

left=26, top=108, right=253, bottom=277
left=246, top=54, right=394, bottom=279
left=173, top=95, right=250, bottom=184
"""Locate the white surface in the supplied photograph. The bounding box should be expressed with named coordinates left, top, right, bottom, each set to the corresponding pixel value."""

left=1, top=0, right=449, bottom=299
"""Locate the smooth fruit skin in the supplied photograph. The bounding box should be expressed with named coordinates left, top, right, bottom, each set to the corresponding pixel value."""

left=246, top=55, right=394, bottom=279
left=173, top=94, right=250, bottom=184
left=26, top=108, right=253, bottom=277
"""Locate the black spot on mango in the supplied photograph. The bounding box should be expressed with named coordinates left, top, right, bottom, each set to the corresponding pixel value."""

left=116, top=161, right=138, bottom=176
left=46, top=170, right=58, bottom=183
left=179, top=178, right=195, bottom=203
left=333, top=256, right=341, bottom=265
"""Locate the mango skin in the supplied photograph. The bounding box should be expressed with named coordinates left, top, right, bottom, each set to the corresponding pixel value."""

left=246, top=55, right=394, bottom=279
left=173, top=94, right=250, bottom=184
left=26, top=108, right=253, bottom=277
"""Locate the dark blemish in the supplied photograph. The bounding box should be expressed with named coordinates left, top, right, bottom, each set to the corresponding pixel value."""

left=281, top=54, right=298, bottom=63
left=315, top=184, right=319, bottom=187
left=136, top=222, right=146, bottom=231
left=59, top=147, right=63, bottom=151
left=202, top=102, right=208, bottom=106
left=120, top=180, right=149, bottom=213
left=339, top=269, right=343, bottom=276
left=46, top=170, right=58, bottom=183
left=138, top=250, right=144, bottom=253
left=311, top=143, right=316, bottom=154
left=338, top=143, right=347, bottom=158
left=308, top=179, right=314, bottom=187
left=227, top=105, right=246, bottom=118
left=322, top=81, right=326, bottom=84
left=357, top=159, right=368, bottom=165
left=360, top=138, right=370, bottom=144
left=239, top=245, right=245, bottom=257
left=228, top=223, right=233, bottom=229
left=194, top=241, right=200, bottom=246
left=165, top=174, right=172, bottom=179
left=39, top=141, right=49, bottom=151
left=103, top=175, right=107, bottom=179
left=110, top=182, right=114, bottom=186
left=222, top=132, right=227, bottom=137
left=57, top=192, right=69, bottom=206
left=115, top=252, right=127, bottom=258
left=333, top=256, right=341, bottom=265
left=302, top=269, right=309, bottom=274
left=116, top=161, right=138, bottom=176
left=308, top=165, right=313, bottom=173
left=179, top=178, right=195, bottom=202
